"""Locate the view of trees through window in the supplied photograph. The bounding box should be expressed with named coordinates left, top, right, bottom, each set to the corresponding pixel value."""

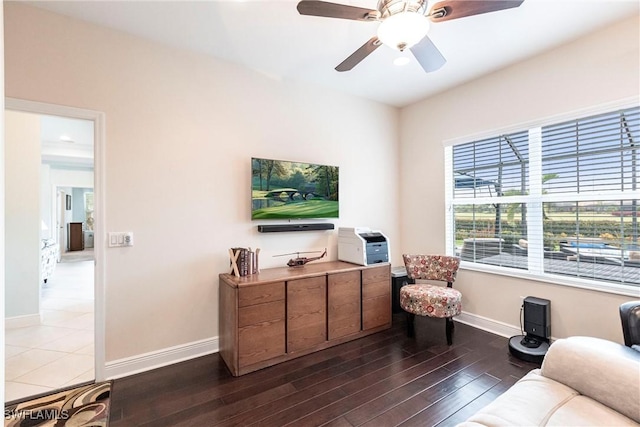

left=447, top=106, right=640, bottom=288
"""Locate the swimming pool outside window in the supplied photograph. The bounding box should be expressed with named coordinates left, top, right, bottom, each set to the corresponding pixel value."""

left=445, top=105, right=640, bottom=293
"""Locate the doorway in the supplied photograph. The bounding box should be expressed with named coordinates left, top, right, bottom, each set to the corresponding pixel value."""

left=4, top=99, right=105, bottom=403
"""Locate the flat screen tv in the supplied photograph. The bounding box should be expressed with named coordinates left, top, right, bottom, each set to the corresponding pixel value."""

left=251, top=157, right=339, bottom=220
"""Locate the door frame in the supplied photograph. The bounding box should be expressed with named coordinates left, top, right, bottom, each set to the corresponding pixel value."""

left=5, top=97, right=106, bottom=381
left=56, top=189, right=66, bottom=259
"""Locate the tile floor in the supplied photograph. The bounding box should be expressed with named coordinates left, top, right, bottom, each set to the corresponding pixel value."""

left=5, top=258, right=94, bottom=402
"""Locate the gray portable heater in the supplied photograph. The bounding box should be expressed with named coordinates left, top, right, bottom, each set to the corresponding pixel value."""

left=509, top=296, right=551, bottom=364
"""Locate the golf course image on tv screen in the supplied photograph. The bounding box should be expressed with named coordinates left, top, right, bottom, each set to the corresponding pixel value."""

left=251, top=157, right=339, bottom=219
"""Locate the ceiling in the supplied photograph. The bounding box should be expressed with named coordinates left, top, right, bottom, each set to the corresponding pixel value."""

left=40, top=114, right=94, bottom=168
left=25, top=0, right=640, bottom=107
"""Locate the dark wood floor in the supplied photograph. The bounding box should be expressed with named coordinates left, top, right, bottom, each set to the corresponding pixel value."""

left=109, top=314, right=539, bottom=427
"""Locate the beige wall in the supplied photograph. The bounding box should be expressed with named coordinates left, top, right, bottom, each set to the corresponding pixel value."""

left=400, top=15, right=640, bottom=343
left=4, top=3, right=400, bottom=363
left=4, top=110, right=41, bottom=319
left=4, top=1, right=639, bottom=374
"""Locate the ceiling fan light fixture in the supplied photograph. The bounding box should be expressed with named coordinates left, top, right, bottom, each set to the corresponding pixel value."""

left=393, top=56, right=411, bottom=66
left=377, top=12, right=430, bottom=51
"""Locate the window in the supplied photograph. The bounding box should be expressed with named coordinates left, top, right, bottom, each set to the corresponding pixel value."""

left=445, top=105, right=640, bottom=293
left=84, top=191, right=94, bottom=231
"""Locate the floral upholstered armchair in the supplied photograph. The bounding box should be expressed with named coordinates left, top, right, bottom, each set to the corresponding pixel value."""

left=401, top=254, right=462, bottom=345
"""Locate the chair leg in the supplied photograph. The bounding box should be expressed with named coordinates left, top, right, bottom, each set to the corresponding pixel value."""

left=406, top=313, right=415, bottom=337
left=446, top=317, right=454, bottom=345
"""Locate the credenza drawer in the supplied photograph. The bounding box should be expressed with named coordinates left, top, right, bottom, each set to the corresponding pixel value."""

left=287, top=276, right=327, bottom=353
left=239, top=319, right=285, bottom=366
left=363, top=294, right=391, bottom=330
left=363, top=279, right=389, bottom=299
left=238, top=282, right=285, bottom=307
left=239, top=300, right=285, bottom=328
left=328, top=270, right=361, bottom=340
left=362, top=264, right=390, bottom=285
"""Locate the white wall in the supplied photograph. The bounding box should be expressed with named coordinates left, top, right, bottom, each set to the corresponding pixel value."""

left=5, top=130, right=93, bottom=325
left=49, top=168, right=93, bottom=189
left=39, top=165, right=92, bottom=238
left=4, top=110, right=41, bottom=319
left=38, top=167, right=93, bottom=250
left=4, top=3, right=400, bottom=364
left=400, top=15, right=640, bottom=343
left=51, top=171, right=94, bottom=245
left=71, top=188, right=86, bottom=222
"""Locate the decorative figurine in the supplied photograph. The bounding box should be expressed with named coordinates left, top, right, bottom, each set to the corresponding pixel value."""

left=275, top=249, right=327, bottom=268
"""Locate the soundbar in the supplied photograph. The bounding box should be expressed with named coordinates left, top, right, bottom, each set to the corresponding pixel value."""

left=257, top=223, right=335, bottom=233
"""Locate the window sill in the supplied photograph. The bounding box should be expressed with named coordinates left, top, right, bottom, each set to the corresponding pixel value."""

left=460, top=261, right=640, bottom=298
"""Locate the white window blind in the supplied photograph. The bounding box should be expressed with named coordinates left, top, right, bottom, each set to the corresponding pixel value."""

left=446, top=106, right=640, bottom=292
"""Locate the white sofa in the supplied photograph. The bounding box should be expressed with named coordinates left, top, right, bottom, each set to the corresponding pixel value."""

left=459, top=336, right=640, bottom=426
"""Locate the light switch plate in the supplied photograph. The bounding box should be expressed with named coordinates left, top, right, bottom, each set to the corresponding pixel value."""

left=109, top=232, right=134, bottom=247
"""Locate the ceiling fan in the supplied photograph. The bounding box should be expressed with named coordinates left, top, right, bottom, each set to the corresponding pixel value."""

left=296, top=0, right=524, bottom=72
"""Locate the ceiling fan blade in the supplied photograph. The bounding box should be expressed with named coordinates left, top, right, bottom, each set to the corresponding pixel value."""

left=335, top=37, right=381, bottom=72
left=429, top=0, right=524, bottom=23
left=297, top=0, right=379, bottom=21
left=410, top=36, right=446, bottom=73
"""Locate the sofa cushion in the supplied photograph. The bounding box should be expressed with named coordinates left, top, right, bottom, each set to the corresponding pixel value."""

left=541, top=336, right=640, bottom=423
left=458, top=369, right=639, bottom=427
left=458, top=370, right=578, bottom=426
left=547, top=395, right=639, bottom=426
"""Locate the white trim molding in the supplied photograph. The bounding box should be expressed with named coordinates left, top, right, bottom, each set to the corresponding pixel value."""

left=104, top=337, right=219, bottom=380
left=455, top=311, right=521, bottom=339
left=455, top=311, right=558, bottom=343
left=5, top=97, right=108, bottom=381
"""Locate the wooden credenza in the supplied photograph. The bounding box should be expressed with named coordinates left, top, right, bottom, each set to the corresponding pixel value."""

left=219, top=261, right=391, bottom=376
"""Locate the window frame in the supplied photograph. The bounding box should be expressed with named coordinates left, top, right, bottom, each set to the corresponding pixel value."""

left=444, top=97, right=640, bottom=297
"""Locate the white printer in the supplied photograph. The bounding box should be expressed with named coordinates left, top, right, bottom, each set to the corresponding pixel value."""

left=338, top=227, right=390, bottom=266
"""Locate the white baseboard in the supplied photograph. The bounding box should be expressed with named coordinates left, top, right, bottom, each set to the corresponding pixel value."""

left=102, top=316, right=517, bottom=381
left=100, top=313, right=535, bottom=381
left=101, top=315, right=534, bottom=380
left=104, top=337, right=219, bottom=380
left=456, top=311, right=558, bottom=343
left=455, top=311, right=522, bottom=339
left=5, top=313, right=42, bottom=329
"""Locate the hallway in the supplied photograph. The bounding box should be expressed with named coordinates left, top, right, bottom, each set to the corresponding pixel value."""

left=4, top=260, right=94, bottom=402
